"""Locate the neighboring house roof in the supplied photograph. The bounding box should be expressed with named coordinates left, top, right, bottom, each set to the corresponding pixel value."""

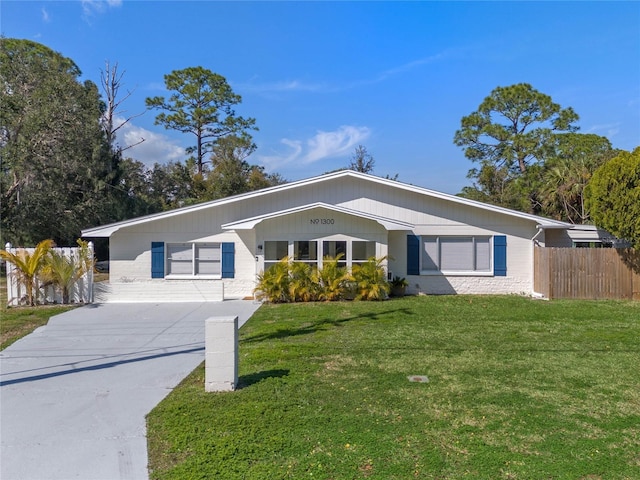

left=81, top=170, right=571, bottom=238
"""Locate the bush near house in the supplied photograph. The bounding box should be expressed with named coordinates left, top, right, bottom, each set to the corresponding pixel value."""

left=254, top=256, right=390, bottom=303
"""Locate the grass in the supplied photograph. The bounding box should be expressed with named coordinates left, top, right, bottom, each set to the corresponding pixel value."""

left=0, top=275, right=75, bottom=350
left=147, top=295, right=640, bottom=479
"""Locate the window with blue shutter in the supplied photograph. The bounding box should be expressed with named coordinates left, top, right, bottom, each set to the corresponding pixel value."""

left=407, top=234, right=420, bottom=275
left=151, top=242, right=165, bottom=278
left=493, top=235, right=507, bottom=276
left=221, top=242, right=235, bottom=278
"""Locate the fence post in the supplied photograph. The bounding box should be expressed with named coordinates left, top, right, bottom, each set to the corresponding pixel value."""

left=88, top=241, right=94, bottom=303
left=4, top=243, right=14, bottom=306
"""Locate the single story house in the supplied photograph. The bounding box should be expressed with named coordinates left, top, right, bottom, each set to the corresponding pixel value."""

left=82, top=170, right=588, bottom=302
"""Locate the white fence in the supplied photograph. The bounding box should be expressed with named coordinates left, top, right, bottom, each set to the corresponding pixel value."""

left=4, top=242, right=94, bottom=306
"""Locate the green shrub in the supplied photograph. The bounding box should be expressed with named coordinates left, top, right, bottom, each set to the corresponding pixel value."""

left=288, top=261, right=320, bottom=302
left=254, top=255, right=389, bottom=303
left=351, top=256, right=390, bottom=301
left=254, top=257, right=291, bottom=303
left=316, top=254, right=351, bottom=301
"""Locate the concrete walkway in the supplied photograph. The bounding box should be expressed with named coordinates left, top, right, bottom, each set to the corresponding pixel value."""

left=0, top=301, right=261, bottom=480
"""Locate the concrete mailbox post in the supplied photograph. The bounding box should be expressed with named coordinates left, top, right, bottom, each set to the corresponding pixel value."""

left=205, top=316, right=238, bottom=392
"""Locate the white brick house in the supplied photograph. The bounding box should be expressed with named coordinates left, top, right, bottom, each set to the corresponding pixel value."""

left=82, top=170, right=577, bottom=302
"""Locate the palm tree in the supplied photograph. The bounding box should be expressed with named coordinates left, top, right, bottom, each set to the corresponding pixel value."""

left=0, top=239, right=54, bottom=306
left=542, top=158, right=593, bottom=224
left=254, top=257, right=291, bottom=303
left=351, top=256, right=390, bottom=301
left=288, top=261, right=320, bottom=302
left=317, top=255, right=350, bottom=301
left=42, top=239, right=94, bottom=304
left=41, top=250, right=76, bottom=304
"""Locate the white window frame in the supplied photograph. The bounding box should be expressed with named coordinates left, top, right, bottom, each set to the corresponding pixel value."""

left=165, top=242, right=222, bottom=279
left=262, top=239, right=378, bottom=271
left=420, top=236, right=493, bottom=276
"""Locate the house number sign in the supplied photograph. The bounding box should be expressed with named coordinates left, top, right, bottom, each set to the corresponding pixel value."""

left=310, top=218, right=335, bottom=225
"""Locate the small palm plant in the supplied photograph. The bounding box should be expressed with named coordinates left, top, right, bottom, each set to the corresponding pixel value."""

left=317, top=254, right=351, bottom=301
left=288, top=261, right=320, bottom=302
left=254, top=257, right=291, bottom=303
left=41, top=250, right=77, bottom=304
left=41, top=240, right=93, bottom=304
left=351, top=256, right=390, bottom=301
left=0, top=239, right=54, bottom=306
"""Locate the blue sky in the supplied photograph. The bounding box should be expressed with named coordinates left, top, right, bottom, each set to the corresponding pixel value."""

left=2, top=1, right=639, bottom=194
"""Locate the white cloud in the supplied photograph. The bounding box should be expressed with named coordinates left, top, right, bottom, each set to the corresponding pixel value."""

left=240, top=79, right=328, bottom=94
left=303, top=126, right=370, bottom=163
left=41, top=7, right=50, bottom=23
left=258, top=125, right=370, bottom=171
left=243, top=50, right=451, bottom=96
left=81, top=0, right=122, bottom=19
left=115, top=119, right=185, bottom=167
left=586, top=122, right=621, bottom=139
left=369, top=52, right=447, bottom=84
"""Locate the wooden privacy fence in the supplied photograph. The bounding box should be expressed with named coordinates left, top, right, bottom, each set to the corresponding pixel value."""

left=4, top=242, right=94, bottom=306
left=534, top=247, right=640, bottom=300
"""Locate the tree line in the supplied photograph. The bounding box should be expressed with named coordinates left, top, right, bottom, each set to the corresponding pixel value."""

left=454, top=83, right=639, bottom=248
left=1, top=39, right=638, bottom=250
left=0, top=39, right=284, bottom=247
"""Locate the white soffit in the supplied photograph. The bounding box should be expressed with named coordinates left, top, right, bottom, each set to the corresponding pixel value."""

left=221, top=202, right=414, bottom=231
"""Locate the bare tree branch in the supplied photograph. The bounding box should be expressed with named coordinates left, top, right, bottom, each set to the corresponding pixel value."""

left=100, top=60, right=145, bottom=153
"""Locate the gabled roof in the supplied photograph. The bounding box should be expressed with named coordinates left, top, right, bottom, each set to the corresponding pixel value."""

left=81, top=170, right=570, bottom=237
left=221, top=202, right=414, bottom=231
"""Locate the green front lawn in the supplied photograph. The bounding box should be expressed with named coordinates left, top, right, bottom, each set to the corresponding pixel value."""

left=147, top=296, right=640, bottom=479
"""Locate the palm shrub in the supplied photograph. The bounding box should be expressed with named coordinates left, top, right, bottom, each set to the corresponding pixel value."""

left=76, top=239, right=95, bottom=287
left=41, top=240, right=94, bottom=304
left=289, top=261, right=321, bottom=302
left=254, top=257, right=291, bottom=303
left=0, top=239, right=54, bottom=306
left=317, top=254, right=351, bottom=301
left=255, top=255, right=390, bottom=303
left=41, top=250, right=76, bottom=304
left=351, top=256, right=390, bottom=301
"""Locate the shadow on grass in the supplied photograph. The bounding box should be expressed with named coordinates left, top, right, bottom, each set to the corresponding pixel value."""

left=238, top=369, right=289, bottom=389
left=242, top=307, right=414, bottom=343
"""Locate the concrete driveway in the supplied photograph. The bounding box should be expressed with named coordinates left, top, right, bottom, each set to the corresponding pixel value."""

left=0, top=301, right=261, bottom=480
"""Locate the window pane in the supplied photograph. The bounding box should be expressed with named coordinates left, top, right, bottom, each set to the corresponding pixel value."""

left=322, top=240, right=346, bottom=258
left=294, top=241, right=317, bottom=261
left=167, top=244, right=192, bottom=275
left=196, top=244, right=220, bottom=275
left=352, top=241, right=375, bottom=261
left=440, top=237, right=473, bottom=271
left=323, top=241, right=346, bottom=267
left=422, top=237, right=438, bottom=270
left=196, top=244, right=221, bottom=261
left=168, top=244, right=191, bottom=260
left=475, top=238, right=491, bottom=271
left=265, top=241, right=288, bottom=260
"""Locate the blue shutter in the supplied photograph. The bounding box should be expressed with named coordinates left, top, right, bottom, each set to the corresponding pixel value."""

left=407, top=234, right=420, bottom=275
left=221, top=242, right=235, bottom=278
left=151, top=242, right=164, bottom=278
left=493, top=236, right=507, bottom=276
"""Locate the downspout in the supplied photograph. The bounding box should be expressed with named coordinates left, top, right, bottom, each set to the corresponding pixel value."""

left=531, top=226, right=547, bottom=299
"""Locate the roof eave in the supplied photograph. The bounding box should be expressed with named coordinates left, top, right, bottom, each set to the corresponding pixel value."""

left=222, top=202, right=414, bottom=231
left=81, top=170, right=573, bottom=236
